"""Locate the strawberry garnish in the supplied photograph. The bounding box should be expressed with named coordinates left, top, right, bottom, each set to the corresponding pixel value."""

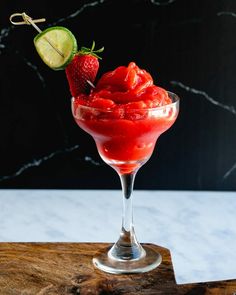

left=65, top=41, right=104, bottom=97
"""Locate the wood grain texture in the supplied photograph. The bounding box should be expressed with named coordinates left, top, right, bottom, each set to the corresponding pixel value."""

left=0, top=243, right=235, bottom=295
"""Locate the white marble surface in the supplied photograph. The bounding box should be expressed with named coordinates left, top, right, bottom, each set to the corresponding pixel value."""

left=0, top=189, right=236, bottom=284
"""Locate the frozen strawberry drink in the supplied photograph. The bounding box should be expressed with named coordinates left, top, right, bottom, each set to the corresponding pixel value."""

left=72, top=62, right=179, bottom=174
left=11, top=15, right=179, bottom=274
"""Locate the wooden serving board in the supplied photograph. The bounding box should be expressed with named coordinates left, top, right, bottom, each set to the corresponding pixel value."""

left=0, top=243, right=235, bottom=294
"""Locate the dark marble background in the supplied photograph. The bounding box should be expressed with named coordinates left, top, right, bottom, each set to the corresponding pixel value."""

left=0, top=0, right=236, bottom=190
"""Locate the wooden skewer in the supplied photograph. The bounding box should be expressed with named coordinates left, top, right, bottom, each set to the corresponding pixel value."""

left=9, top=12, right=64, bottom=58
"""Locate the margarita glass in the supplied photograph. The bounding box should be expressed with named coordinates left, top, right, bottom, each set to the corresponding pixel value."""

left=71, top=91, right=179, bottom=274
left=9, top=11, right=180, bottom=274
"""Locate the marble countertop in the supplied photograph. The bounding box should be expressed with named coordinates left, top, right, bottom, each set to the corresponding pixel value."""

left=0, top=189, right=235, bottom=284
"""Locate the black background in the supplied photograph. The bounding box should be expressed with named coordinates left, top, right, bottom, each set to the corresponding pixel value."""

left=0, top=0, right=236, bottom=190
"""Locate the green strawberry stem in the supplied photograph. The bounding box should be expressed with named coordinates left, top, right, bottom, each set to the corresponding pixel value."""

left=78, top=41, right=104, bottom=59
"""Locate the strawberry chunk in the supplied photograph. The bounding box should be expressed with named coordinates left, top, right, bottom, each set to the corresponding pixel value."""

left=91, top=97, right=115, bottom=109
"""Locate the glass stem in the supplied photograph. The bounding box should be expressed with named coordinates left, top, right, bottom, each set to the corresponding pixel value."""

left=122, top=172, right=134, bottom=232
left=108, top=172, right=145, bottom=261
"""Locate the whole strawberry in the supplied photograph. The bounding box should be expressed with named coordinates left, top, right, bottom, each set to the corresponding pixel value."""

left=65, top=41, right=104, bottom=97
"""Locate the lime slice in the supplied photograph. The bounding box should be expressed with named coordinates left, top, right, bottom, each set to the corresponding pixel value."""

left=34, top=26, right=77, bottom=70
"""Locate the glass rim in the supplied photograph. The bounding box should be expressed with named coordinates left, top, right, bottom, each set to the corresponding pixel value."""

left=71, top=91, right=180, bottom=112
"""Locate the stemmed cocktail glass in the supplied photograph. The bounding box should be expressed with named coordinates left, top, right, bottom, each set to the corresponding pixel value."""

left=72, top=91, right=179, bottom=274
left=8, top=11, right=180, bottom=274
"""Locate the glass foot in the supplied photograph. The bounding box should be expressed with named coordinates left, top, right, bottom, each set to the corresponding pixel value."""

left=93, top=244, right=162, bottom=274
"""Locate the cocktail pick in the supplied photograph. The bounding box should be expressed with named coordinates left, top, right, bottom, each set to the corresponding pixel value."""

left=9, top=12, right=64, bottom=58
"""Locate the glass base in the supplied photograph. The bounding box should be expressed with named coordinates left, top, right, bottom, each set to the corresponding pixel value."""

left=93, top=244, right=162, bottom=274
